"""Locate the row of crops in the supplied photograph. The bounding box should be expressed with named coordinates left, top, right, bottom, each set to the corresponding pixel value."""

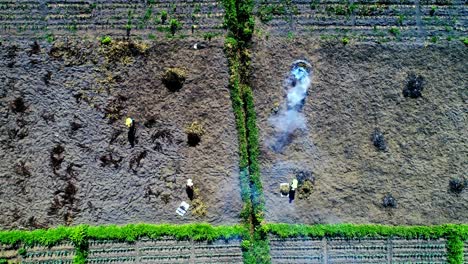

left=87, top=238, right=243, bottom=263
left=0, top=242, right=75, bottom=264
left=269, top=236, right=448, bottom=264
left=0, top=0, right=225, bottom=36
left=255, top=0, right=467, bottom=41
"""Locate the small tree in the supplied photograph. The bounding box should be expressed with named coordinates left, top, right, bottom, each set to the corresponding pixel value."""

left=160, top=10, right=168, bottom=24
left=169, top=19, right=182, bottom=36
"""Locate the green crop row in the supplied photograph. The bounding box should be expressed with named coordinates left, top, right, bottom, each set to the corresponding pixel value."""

left=0, top=223, right=247, bottom=264
left=265, top=223, right=468, bottom=264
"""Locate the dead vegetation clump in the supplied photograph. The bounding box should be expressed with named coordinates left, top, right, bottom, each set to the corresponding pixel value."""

left=185, top=121, right=205, bottom=146
left=29, top=41, right=40, bottom=56
left=14, top=161, right=31, bottom=177
left=49, top=40, right=94, bottom=65
left=101, top=40, right=149, bottom=64
left=191, top=187, right=207, bottom=217
left=100, top=152, right=122, bottom=168
left=298, top=180, right=314, bottom=200
left=10, top=97, right=27, bottom=113
left=104, top=95, right=127, bottom=123
left=162, top=68, right=187, bottom=91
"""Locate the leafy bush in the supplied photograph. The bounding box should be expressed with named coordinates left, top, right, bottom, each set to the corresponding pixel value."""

left=160, top=10, right=168, bottom=24
left=462, top=37, right=468, bottom=46
left=0, top=258, right=6, bottom=264
left=169, top=19, right=181, bottom=36
left=341, top=37, right=349, bottom=45
left=17, top=247, right=27, bottom=256
left=389, top=27, right=400, bottom=37
left=100, top=36, right=112, bottom=45
left=203, top=32, right=217, bottom=41
left=162, top=67, right=187, bottom=91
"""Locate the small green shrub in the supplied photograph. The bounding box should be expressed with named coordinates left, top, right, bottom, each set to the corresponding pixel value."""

left=169, top=19, right=182, bottom=36
left=100, top=36, right=112, bottom=45
left=241, top=239, right=251, bottom=250
left=0, top=258, right=6, bottom=264
left=430, top=5, right=437, bottom=16
left=397, top=14, right=405, bottom=25
left=430, top=36, right=438, bottom=43
left=18, top=247, right=27, bottom=256
left=462, top=37, right=468, bottom=46
left=342, top=37, right=349, bottom=45
left=203, top=32, right=217, bottom=41
left=160, top=10, right=168, bottom=24
left=45, top=33, right=54, bottom=43
left=389, top=27, right=400, bottom=37
left=148, top=33, right=156, bottom=40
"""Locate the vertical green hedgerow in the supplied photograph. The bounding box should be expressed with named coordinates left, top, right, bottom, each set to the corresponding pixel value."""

left=69, top=225, right=88, bottom=264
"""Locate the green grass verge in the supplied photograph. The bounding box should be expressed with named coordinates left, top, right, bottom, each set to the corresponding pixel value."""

left=265, top=223, right=468, bottom=264
left=0, top=223, right=247, bottom=264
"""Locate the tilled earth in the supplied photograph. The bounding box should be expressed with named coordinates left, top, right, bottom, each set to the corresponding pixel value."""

left=0, top=38, right=242, bottom=229
left=252, top=37, right=467, bottom=225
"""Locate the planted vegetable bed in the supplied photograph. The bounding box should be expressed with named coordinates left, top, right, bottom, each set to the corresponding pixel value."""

left=255, top=0, right=467, bottom=41
left=269, top=236, right=448, bottom=264
left=87, top=237, right=243, bottom=263
left=0, top=0, right=224, bottom=38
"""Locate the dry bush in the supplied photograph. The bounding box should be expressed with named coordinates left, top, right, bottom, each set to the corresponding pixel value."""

left=162, top=68, right=187, bottom=91
left=190, top=187, right=207, bottom=217
left=298, top=180, right=314, bottom=199
left=185, top=121, right=205, bottom=146
left=101, top=40, right=148, bottom=64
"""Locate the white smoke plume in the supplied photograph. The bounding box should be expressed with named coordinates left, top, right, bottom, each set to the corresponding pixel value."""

left=269, top=60, right=312, bottom=152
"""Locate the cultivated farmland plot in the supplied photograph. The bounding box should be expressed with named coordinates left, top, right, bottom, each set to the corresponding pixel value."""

left=0, top=0, right=225, bottom=37
left=255, top=0, right=467, bottom=41
left=269, top=236, right=448, bottom=264
left=0, top=241, right=75, bottom=264
left=87, top=237, right=243, bottom=264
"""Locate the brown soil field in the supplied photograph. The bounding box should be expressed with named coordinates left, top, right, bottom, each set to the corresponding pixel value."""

left=252, top=37, right=467, bottom=225
left=0, top=38, right=242, bottom=229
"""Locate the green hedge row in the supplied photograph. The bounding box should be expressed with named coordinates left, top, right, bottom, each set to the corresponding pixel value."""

left=0, top=223, right=247, bottom=264
left=0, top=223, right=247, bottom=246
left=265, top=223, right=468, bottom=264
left=243, top=85, right=265, bottom=225
left=221, top=1, right=269, bottom=263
